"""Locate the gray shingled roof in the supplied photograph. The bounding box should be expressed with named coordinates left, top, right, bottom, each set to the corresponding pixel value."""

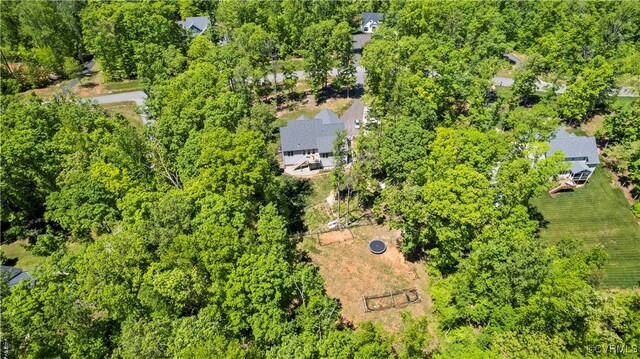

left=547, top=128, right=600, bottom=166
left=570, top=161, right=590, bottom=173
left=280, top=110, right=344, bottom=153
left=177, top=16, right=209, bottom=34
left=503, top=53, right=522, bottom=66
left=315, top=108, right=340, bottom=124
left=361, top=12, right=384, bottom=26
left=1, top=265, right=32, bottom=288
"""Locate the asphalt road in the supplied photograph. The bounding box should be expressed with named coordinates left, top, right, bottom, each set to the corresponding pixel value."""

left=91, top=91, right=147, bottom=105
left=89, top=91, right=149, bottom=124
left=62, top=61, right=96, bottom=96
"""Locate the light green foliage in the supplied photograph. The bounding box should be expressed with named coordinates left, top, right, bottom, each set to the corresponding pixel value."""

left=362, top=29, right=501, bottom=127
left=29, top=230, right=67, bottom=257
left=75, top=232, right=152, bottom=320
left=502, top=104, right=559, bottom=143
left=600, top=101, right=640, bottom=200
left=511, top=57, right=545, bottom=105
left=114, top=316, right=173, bottom=359
left=81, top=1, right=184, bottom=81
left=0, top=0, right=84, bottom=89
left=0, top=97, right=64, bottom=238
left=215, top=0, right=357, bottom=56
left=302, top=20, right=335, bottom=98
left=238, top=102, right=277, bottom=140
left=1, top=252, right=111, bottom=358
left=399, top=313, right=432, bottom=358
left=557, top=56, right=615, bottom=121
left=230, top=22, right=276, bottom=97
left=360, top=29, right=401, bottom=113
left=379, top=117, right=431, bottom=183
left=181, top=128, right=275, bottom=229
left=601, top=100, right=640, bottom=144
left=352, top=322, right=396, bottom=359
left=46, top=168, right=119, bottom=239
left=519, top=238, right=605, bottom=348
left=331, top=21, right=356, bottom=95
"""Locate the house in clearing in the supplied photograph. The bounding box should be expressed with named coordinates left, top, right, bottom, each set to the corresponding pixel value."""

left=279, top=109, right=346, bottom=171
left=177, top=16, right=209, bottom=36
left=361, top=13, right=384, bottom=33
left=546, top=128, right=599, bottom=183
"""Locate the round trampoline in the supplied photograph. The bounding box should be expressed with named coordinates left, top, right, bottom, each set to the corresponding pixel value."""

left=368, top=239, right=387, bottom=254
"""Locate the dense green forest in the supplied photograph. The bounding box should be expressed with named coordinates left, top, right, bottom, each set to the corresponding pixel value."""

left=1, top=0, right=640, bottom=358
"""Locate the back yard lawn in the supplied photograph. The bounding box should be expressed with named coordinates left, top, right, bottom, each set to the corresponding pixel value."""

left=531, top=168, right=640, bottom=288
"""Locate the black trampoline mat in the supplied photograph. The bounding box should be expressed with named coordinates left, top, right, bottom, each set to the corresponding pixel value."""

left=368, top=239, right=387, bottom=254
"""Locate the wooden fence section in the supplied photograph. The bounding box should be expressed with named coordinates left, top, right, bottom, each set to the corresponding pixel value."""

left=362, top=288, right=421, bottom=312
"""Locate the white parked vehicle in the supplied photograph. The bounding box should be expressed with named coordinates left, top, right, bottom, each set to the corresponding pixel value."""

left=355, top=119, right=361, bottom=129
left=327, top=220, right=339, bottom=230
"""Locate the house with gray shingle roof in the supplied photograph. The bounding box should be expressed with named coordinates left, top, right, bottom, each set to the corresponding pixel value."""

left=546, top=128, right=599, bottom=183
left=177, top=16, right=209, bottom=36
left=1, top=265, right=33, bottom=288
left=280, top=109, right=346, bottom=170
left=361, top=13, right=384, bottom=33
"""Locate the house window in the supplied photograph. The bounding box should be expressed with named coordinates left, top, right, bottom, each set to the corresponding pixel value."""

left=364, top=26, right=369, bottom=32
left=320, top=153, right=331, bottom=158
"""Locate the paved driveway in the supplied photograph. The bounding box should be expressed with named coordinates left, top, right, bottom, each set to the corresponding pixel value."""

left=89, top=91, right=149, bottom=124
left=340, top=99, right=364, bottom=138
left=91, top=91, right=147, bottom=105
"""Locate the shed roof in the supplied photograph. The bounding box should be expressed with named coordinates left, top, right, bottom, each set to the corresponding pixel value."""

left=280, top=110, right=344, bottom=153
left=547, top=128, right=599, bottom=166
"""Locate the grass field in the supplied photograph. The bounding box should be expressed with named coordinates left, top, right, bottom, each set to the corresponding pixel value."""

left=103, top=79, right=142, bottom=93
left=531, top=168, right=640, bottom=288
left=276, top=97, right=354, bottom=128
left=100, top=101, right=144, bottom=129
left=1, top=240, right=46, bottom=270
left=1, top=240, right=86, bottom=271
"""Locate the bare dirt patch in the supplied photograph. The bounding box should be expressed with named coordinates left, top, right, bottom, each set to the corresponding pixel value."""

left=301, top=224, right=431, bottom=332
left=318, top=229, right=354, bottom=246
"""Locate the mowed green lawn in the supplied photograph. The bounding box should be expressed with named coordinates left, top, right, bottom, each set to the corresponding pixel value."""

left=531, top=168, right=640, bottom=288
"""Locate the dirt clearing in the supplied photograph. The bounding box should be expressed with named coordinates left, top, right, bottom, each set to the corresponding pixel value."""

left=301, top=225, right=431, bottom=332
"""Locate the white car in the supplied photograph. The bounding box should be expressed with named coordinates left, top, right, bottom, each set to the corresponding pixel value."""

left=354, top=119, right=361, bottom=129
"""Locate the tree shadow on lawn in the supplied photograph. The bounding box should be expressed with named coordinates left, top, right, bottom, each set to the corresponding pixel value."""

left=314, top=84, right=363, bottom=105
left=528, top=204, right=550, bottom=231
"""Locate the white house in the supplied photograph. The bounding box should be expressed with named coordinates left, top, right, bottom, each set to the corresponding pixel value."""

left=361, top=13, right=384, bottom=33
